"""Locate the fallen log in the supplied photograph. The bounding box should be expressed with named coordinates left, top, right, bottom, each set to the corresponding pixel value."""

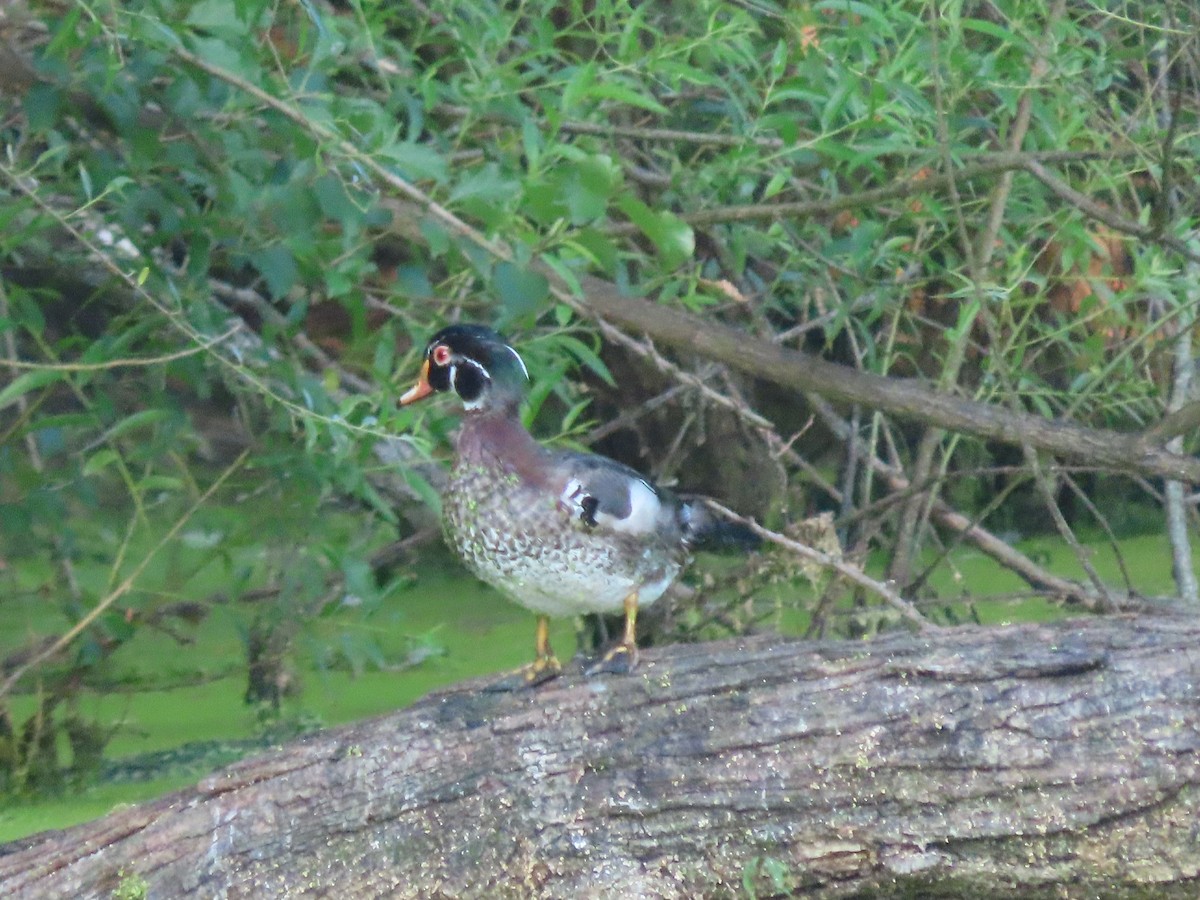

left=3, top=613, right=1200, bottom=898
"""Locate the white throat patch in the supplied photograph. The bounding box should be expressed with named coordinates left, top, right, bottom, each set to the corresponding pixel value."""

left=453, top=358, right=493, bottom=410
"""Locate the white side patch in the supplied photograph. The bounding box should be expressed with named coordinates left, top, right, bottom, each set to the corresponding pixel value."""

left=558, top=479, right=587, bottom=519
left=595, top=478, right=661, bottom=535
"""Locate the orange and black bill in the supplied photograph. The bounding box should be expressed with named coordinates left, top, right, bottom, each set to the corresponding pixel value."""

left=400, top=360, right=434, bottom=405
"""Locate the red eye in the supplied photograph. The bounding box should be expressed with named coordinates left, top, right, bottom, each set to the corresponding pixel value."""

left=431, top=344, right=452, bottom=366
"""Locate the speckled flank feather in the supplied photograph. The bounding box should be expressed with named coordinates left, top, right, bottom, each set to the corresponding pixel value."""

left=443, top=412, right=685, bottom=617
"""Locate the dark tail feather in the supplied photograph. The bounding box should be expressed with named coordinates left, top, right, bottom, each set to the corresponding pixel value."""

left=679, top=500, right=762, bottom=552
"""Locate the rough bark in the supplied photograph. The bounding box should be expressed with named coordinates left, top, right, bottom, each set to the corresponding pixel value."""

left=4, top=613, right=1200, bottom=898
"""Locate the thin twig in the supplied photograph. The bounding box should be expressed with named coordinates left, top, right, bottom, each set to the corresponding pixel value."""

left=1060, top=471, right=1137, bottom=595
left=1164, top=251, right=1199, bottom=603
left=205, top=276, right=374, bottom=394
left=0, top=280, right=82, bottom=601
left=585, top=381, right=695, bottom=444
left=1, top=323, right=242, bottom=371
left=593, top=319, right=839, bottom=500
left=1144, top=399, right=1200, bottom=445
left=437, top=103, right=789, bottom=150
left=603, top=151, right=1137, bottom=237
left=0, top=446, right=252, bottom=700
left=1026, top=448, right=1119, bottom=610
left=807, top=393, right=1098, bottom=606
left=702, top=499, right=936, bottom=631
left=1023, top=159, right=1200, bottom=265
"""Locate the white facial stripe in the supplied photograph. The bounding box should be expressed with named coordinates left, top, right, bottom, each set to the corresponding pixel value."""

left=507, top=345, right=529, bottom=381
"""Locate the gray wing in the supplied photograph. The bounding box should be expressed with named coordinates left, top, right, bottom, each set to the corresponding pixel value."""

left=554, top=454, right=679, bottom=540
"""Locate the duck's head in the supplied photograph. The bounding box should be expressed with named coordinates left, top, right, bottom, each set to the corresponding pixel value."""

left=400, top=323, right=530, bottom=413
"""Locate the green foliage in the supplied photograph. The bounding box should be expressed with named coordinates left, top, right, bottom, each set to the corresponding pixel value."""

left=112, top=868, right=149, bottom=900
left=0, top=0, right=1195, bottom=803
left=742, top=854, right=796, bottom=899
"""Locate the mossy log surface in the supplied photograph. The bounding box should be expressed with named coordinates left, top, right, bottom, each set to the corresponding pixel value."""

left=3, top=613, right=1200, bottom=898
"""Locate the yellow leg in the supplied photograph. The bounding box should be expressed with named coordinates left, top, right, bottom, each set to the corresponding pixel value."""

left=535, top=614, right=554, bottom=661
left=588, top=591, right=640, bottom=676
left=485, top=614, right=562, bottom=691
left=622, top=591, right=638, bottom=648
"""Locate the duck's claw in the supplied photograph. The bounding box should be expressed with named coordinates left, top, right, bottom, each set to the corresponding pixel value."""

left=586, top=641, right=639, bottom=676
left=483, top=654, right=563, bottom=692
left=586, top=590, right=641, bottom=676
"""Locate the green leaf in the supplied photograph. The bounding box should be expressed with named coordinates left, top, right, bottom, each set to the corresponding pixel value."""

left=521, top=174, right=569, bottom=226
left=521, top=118, right=542, bottom=173
left=540, top=254, right=583, bottom=299
left=97, top=610, right=136, bottom=645
left=396, top=263, right=433, bottom=299
left=493, top=262, right=550, bottom=326
left=616, top=5, right=651, bottom=59
left=250, top=244, right=299, bottom=299
left=450, top=162, right=518, bottom=204
left=758, top=113, right=800, bottom=146
left=554, top=335, right=614, bottom=386
left=380, top=141, right=447, bottom=183
left=313, top=173, right=360, bottom=223
left=769, top=40, right=789, bottom=80
left=342, top=557, right=378, bottom=605
left=656, top=59, right=724, bottom=90
left=23, top=82, right=62, bottom=131
left=359, top=478, right=399, bottom=524
left=0, top=368, right=67, bottom=412
left=419, top=219, right=450, bottom=257
left=372, top=326, right=397, bottom=380
left=616, top=196, right=694, bottom=269
left=760, top=171, right=789, bottom=201
left=402, top=467, right=442, bottom=514
left=561, top=62, right=596, bottom=114
left=585, top=81, right=668, bottom=116
left=137, top=475, right=185, bottom=492
left=960, top=17, right=1033, bottom=54
left=323, top=267, right=353, bottom=298
left=564, top=155, right=620, bottom=224
left=566, top=228, right=620, bottom=276
left=187, top=36, right=252, bottom=77
left=26, top=412, right=96, bottom=432
left=814, top=0, right=895, bottom=37
left=82, top=448, right=121, bottom=477
left=185, top=0, right=246, bottom=38
left=948, top=297, right=982, bottom=342
left=103, top=408, right=173, bottom=443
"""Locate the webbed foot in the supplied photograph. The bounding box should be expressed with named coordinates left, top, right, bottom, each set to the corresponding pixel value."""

left=586, top=641, right=639, bottom=676
left=586, top=590, right=642, bottom=676
left=483, top=654, right=563, bottom=692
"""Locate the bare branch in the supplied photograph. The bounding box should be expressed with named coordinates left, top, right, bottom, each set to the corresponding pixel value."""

left=1023, top=159, right=1200, bottom=264
left=702, top=498, right=936, bottom=631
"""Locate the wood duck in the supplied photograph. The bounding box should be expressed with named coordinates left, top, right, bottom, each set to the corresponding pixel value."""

left=401, top=323, right=750, bottom=688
